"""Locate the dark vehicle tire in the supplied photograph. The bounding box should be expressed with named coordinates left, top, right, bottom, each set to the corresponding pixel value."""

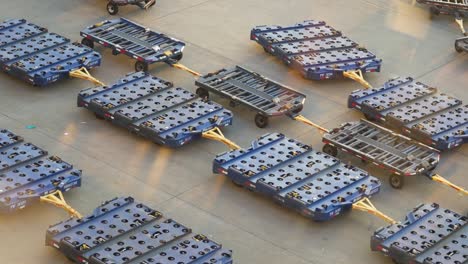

left=196, top=88, right=209, bottom=99
left=389, top=174, right=404, bottom=189
left=134, top=61, right=148, bottom=72
left=254, top=113, right=269, bottom=128
left=107, top=3, right=119, bottom=15
left=81, top=38, right=94, bottom=49
left=322, top=144, right=338, bottom=157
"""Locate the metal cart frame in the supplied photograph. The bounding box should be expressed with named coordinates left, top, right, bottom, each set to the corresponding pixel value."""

left=250, top=20, right=382, bottom=88
left=80, top=18, right=185, bottom=72
left=78, top=72, right=233, bottom=148
left=46, top=196, right=233, bottom=264
left=371, top=203, right=466, bottom=264
left=348, top=77, right=468, bottom=151
left=322, top=120, right=440, bottom=189
left=0, top=18, right=102, bottom=86
left=195, top=66, right=306, bottom=128
left=455, top=36, right=468, bottom=52
left=213, top=132, right=381, bottom=222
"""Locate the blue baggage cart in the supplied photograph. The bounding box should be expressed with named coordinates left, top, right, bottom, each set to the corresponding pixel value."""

left=0, top=18, right=102, bottom=86
left=46, top=196, right=233, bottom=264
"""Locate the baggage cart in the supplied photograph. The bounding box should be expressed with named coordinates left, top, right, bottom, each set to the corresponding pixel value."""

left=348, top=77, right=468, bottom=151
left=195, top=65, right=306, bottom=128
left=0, top=19, right=102, bottom=86
left=0, top=129, right=81, bottom=216
left=105, top=0, right=156, bottom=15
left=46, top=196, right=233, bottom=264
left=78, top=72, right=233, bottom=148
left=80, top=18, right=185, bottom=72
left=322, top=120, right=440, bottom=189
left=213, top=132, right=382, bottom=222
left=371, top=203, right=467, bottom=264
left=250, top=20, right=382, bottom=88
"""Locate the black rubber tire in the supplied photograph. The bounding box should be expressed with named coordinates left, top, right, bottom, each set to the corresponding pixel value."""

left=389, top=174, right=404, bottom=189
left=95, top=113, right=105, bottom=120
left=145, top=0, right=156, bottom=7
left=196, top=88, right=209, bottom=99
left=292, top=104, right=303, bottom=114
left=112, top=49, right=120, bottom=55
left=134, top=61, right=148, bottom=72
left=254, top=114, right=269, bottom=128
left=363, top=113, right=376, bottom=121
left=107, top=2, right=119, bottom=15
left=455, top=42, right=463, bottom=53
left=81, top=38, right=94, bottom=49
left=322, top=144, right=338, bottom=157
left=263, top=47, right=271, bottom=54
left=172, top=53, right=183, bottom=62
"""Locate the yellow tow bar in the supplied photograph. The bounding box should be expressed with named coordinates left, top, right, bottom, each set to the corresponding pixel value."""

left=343, top=70, right=372, bottom=89
left=171, top=63, right=202, bottom=77
left=431, top=174, right=468, bottom=196
left=353, top=198, right=396, bottom=224
left=69, top=67, right=105, bottom=87
left=202, top=127, right=241, bottom=150
left=294, top=115, right=330, bottom=134
left=40, top=190, right=82, bottom=219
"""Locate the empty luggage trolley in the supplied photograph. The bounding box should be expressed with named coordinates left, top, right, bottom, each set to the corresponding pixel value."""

left=348, top=77, right=468, bottom=151
left=0, top=129, right=81, bottom=214
left=0, top=19, right=102, bottom=86
left=250, top=20, right=382, bottom=88
left=81, top=18, right=185, bottom=72
left=416, top=0, right=468, bottom=35
left=213, top=132, right=382, bottom=221
left=195, top=66, right=306, bottom=128
left=105, top=0, right=156, bottom=15
left=371, top=203, right=467, bottom=264
left=78, top=72, right=233, bottom=148
left=322, top=120, right=440, bottom=189
left=46, top=196, right=233, bottom=264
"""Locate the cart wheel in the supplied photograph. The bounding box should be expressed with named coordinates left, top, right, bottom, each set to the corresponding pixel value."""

left=112, top=49, right=120, bottom=56
left=254, top=114, right=269, bottom=128
left=229, top=101, right=236, bottom=107
left=145, top=0, right=156, bottom=7
left=172, top=53, right=183, bottom=62
left=95, top=113, right=105, bottom=120
left=322, top=144, right=338, bottom=157
left=196, top=88, right=209, bottom=99
left=107, top=2, right=119, bottom=15
left=455, top=42, right=463, bottom=53
left=134, top=61, right=148, bottom=72
left=363, top=113, right=376, bottom=121
left=389, top=174, right=404, bottom=189
left=292, top=104, right=303, bottom=114
left=263, top=47, right=271, bottom=54
left=81, top=38, right=94, bottom=49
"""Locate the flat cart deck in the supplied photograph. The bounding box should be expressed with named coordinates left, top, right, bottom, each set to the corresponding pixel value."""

left=321, top=120, right=440, bottom=189
left=250, top=20, right=382, bottom=88
left=105, top=0, right=156, bottom=15
left=78, top=72, right=233, bottom=148
left=348, top=77, right=468, bottom=151
left=0, top=129, right=81, bottom=213
left=0, top=19, right=102, bottom=86
left=416, top=0, right=468, bottom=34
left=46, top=196, right=233, bottom=264
left=213, top=132, right=381, bottom=222
left=195, top=66, right=306, bottom=128
left=80, top=18, right=185, bottom=72
left=371, top=203, right=467, bottom=264
left=455, top=36, right=468, bottom=52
